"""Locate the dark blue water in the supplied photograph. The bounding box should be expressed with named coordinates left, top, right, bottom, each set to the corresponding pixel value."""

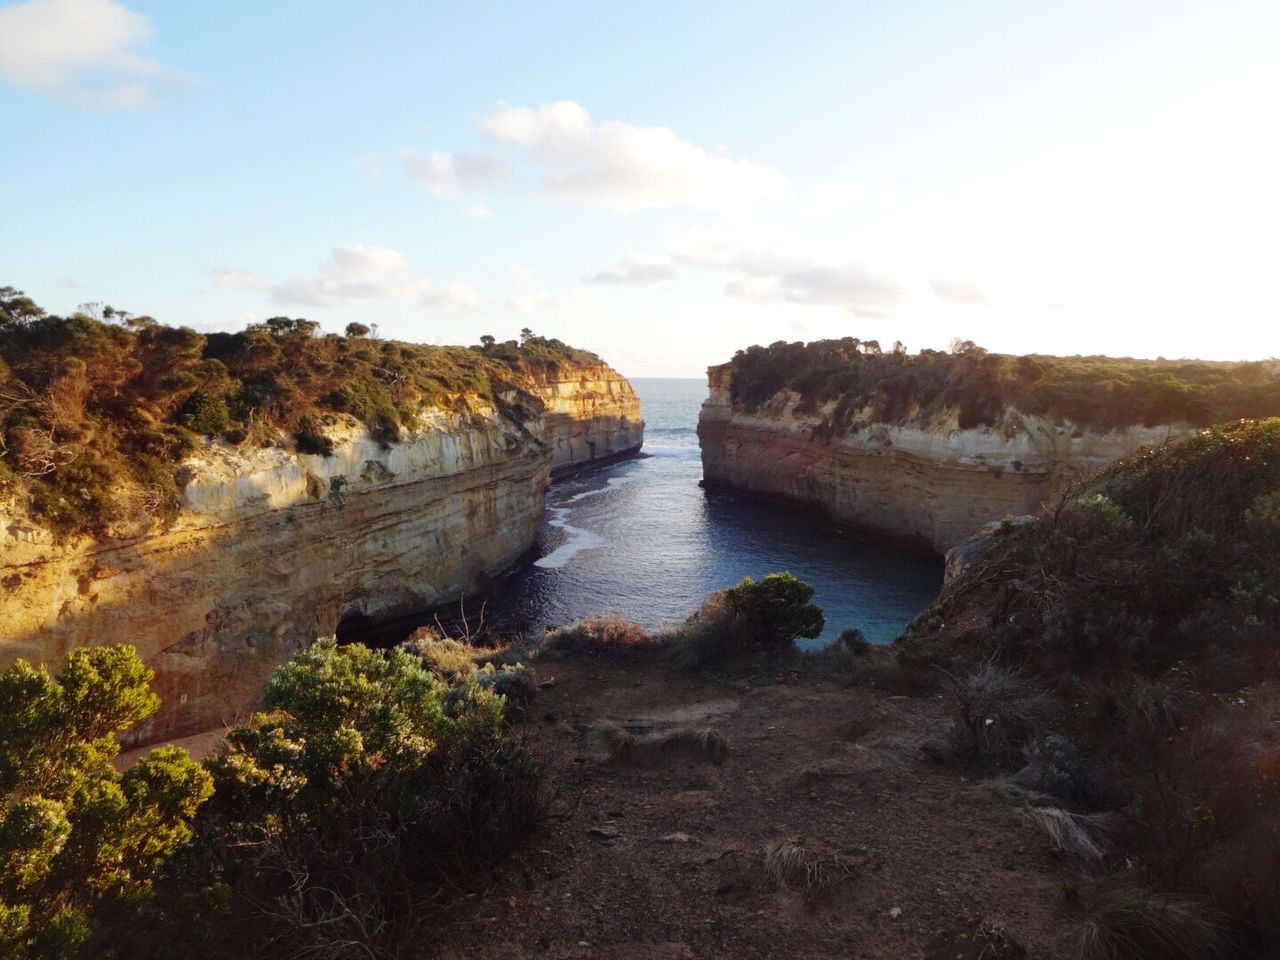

left=483, top=378, right=942, bottom=648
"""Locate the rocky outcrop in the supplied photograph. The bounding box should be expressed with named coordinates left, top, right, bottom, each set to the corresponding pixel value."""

left=940, top=515, right=1033, bottom=599
left=0, top=363, right=642, bottom=743
left=698, top=364, right=1193, bottom=556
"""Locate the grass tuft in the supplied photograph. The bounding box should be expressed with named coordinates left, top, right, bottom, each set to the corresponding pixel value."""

left=762, top=838, right=852, bottom=904
left=598, top=724, right=730, bottom=767
left=1075, top=884, right=1230, bottom=960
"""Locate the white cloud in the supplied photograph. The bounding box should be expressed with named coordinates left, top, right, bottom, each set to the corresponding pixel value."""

left=255, top=246, right=483, bottom=313
left=667, top=224, right=906, bottom=316
left=506, top=289, right=591, bottom=314
left=666, top=223, right=753, bottom=268
left=462, top=204, right=493, bottom=220
left=421, top=282, right=484, bottom=312
left=271, top=246, right=428, bottom=308
left=0, top=0, right=186, bottom=109
left=404, top=149, right=506, bottom=197
left=54, top=275, right=84, bottom=289
left=213, top=268, right=268, bottom=292
left=771, top=262, right=903, bottom=312
left=589, top=251, right=676, bottom=285
left=480, top=100, right=790, bottom=215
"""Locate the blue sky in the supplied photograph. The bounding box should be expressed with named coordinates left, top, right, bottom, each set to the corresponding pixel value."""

left=2, top=0, right=1277, bottom=376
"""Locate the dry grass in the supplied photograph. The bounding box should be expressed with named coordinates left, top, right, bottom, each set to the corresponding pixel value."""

left=539, top=614, right=668, bottom=660
left=404, top=629, right=490, bottom=681
left=1075, top=884, right=1230, bottom=960
left=761, top=838, right=852, bottom=904
left=1020, top=806, right=1117, bottom=862
left=597, top=724, right=730, bottom=767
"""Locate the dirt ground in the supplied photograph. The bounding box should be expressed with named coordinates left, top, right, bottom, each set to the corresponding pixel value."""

left=441, top=655, right=1082, bottom=960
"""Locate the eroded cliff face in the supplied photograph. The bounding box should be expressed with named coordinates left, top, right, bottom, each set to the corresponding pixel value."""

left=525, top=364, right=645, bottom=475
left=698, top=365, right=1192, bottom=556
left=1, top=365, right=642, bottom=743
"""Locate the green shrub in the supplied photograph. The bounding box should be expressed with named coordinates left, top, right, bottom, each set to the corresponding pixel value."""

left=176, top=389, right=230, bottom=436
left=190, top=639, right=544, bottom=958
left=0, top=646, right=212, bottom=959
left=292, top=415, right=334, bottom=457
left=668, top=573, right=825, bottom=671
left=724, top=572, right=825, bottom=645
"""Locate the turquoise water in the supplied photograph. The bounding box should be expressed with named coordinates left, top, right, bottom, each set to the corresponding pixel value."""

left=476, top=378, right=943, bottom=647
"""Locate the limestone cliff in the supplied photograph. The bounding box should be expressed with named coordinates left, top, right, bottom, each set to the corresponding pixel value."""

left=525, top=363, right=646, bottom=476
left=698, top=364, right=1192, bottom=556
left=0, top=365, right=642, bottom=743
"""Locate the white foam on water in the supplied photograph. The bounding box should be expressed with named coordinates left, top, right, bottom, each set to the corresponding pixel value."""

left=534, top=475, right=633, bottom=569
left=534, top=506, right=604, bottom=569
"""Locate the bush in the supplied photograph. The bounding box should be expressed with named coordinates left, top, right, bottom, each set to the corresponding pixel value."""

left=836, top=628, right=871, bottom=656
left=666, top=574, right=825, bottom=671
left=293, top=415, right=334, bottom=457
left=0, top=646, right=212, bottom=959
left=723, top=572, right=825, bottom=646
left=190, top=639, right=544, bottom=958
left=927, top=660, right=1054, bottom=767
left=539, top=614, right=665, bottom=660
left=177, top=389, right=231, bottom=436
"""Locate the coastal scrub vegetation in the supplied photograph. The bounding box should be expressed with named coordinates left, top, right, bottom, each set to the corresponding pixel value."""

left=902, top=417, right=1280, bottom=955
left=0, top=638, right=542, bottom=959
left=0, top=286, right=597, bottom=538
left=724, top=337, right=1280, bottom=434
left=0, top=646, right=212, bottom=960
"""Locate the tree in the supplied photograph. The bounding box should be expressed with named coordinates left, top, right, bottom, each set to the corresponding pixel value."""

left=344, top=322, right=370, bottom=338
left=262, top=317, right=319, bottom=338
left=479, top=334, right=496, bottom=350
left=0, top=287, right=44, bottom=330
left=519, top=327, right=534, bottom=345
left=724, top=572, right=825, bottom=645
left=0, top=646, right=212, bottom=959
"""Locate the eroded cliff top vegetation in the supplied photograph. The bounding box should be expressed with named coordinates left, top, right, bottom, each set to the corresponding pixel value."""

left=725, top=338, right=1280, bottom=433
left=0, top=286, right=600, bottom=537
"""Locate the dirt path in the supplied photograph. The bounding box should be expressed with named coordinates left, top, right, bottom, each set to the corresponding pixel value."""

left=442, top=657, right=1080, bottom=959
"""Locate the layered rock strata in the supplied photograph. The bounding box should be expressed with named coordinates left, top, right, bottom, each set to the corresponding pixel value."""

left=526, top=364, right=646, bottom=475
left=1, top=365, right=642, bottom=743
left=698, top=364, right=1191, bottom=557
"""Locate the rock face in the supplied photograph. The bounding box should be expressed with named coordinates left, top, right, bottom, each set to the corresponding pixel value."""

left=0, top=363, right=642, bottom=744
left=698, top=364, right=1192, bottom=556
left=526, top=363, right=646, bottom=476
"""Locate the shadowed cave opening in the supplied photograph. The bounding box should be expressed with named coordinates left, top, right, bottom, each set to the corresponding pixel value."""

left=335, top=609, right=376, bottom=645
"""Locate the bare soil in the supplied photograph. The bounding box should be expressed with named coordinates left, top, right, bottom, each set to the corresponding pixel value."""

left=440, top=654, right=1082, bottom=960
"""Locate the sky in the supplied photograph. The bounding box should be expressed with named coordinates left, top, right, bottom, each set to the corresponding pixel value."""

left=1, top=0, right=1278, bottom=377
